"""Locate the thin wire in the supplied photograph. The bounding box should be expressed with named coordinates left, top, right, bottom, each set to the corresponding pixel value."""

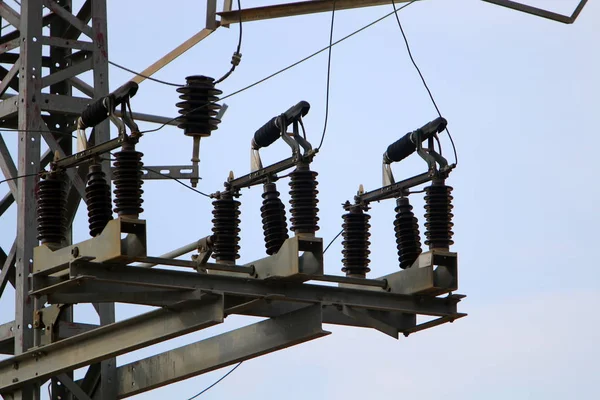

left=324, top=229, right=343, bottom=254
left=391, top=0, right=458, bottom=166
left=186, top=362, right=243, bottom=399
left=108, top=61, right=184, bottom=87
left=142, top=166, right=211, bottom=198
left=140, top=0, right=419, bottom=136
left=0, top=172, right=39, bottom=185
left=214, top=0, right=243, bottom=84
left=316, top=0, right=336, bottom=151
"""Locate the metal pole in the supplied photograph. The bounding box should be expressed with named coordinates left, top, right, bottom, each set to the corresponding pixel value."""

left=136, top=238, right=208, bottom=268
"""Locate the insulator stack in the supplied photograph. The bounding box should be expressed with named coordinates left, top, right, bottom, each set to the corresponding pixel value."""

left=176, top=75, right=222, bottom=137
left=211, top=192, right=241, bottom=263
left=113, top=141, right=144, bottom=218
left=289, top=163, right=319, bottom=235
left=424, top=180, right=454, bottom=250
left=85, top=164, right=113, bottom=237
left=394, top=197, right=423, bottom=269
left=261, top=183, right=289, bottom=255
left=341, top=205, right=371, bottom=276
left=37, top=171, right=67, bottom=246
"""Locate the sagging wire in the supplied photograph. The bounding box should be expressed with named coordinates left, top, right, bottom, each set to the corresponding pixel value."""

left=316, top=0, right=336, bottom=151
left=181, top=225, right=344, bottom=400
left=139, top=0, right=419, bottom=136
left=108, top=61, right=184, bottom=87
left=324, top=228, right=343, bottom=254
left=214, top=0, right=244, bottom=84
left=391, top=0, right=458, bottom=166
left=185, top=362, right=243, bottom=399
left=0, top=172, right=39, bottom=185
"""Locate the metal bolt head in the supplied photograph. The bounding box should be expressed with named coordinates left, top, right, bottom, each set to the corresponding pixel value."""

left=71, top=246, right=79, bottom=257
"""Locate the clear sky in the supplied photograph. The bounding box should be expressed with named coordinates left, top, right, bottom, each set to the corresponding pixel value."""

left=0, top=0, right=599, bottom=399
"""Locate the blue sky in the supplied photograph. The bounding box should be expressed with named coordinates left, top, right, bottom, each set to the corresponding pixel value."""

left=1, top=0, right=599, bottom=398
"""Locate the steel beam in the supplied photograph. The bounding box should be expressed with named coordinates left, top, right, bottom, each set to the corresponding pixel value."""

left=114, top=305, right=329, bottom=398
left=64, top=263, right=460, bottom=316
left=14, top=2, right=44, bottom=399
left=129, top=28, right=213, bottom=85
left=56, top=374, right=92, bottom=400
left=0, top=58, right=20, bottom=98
left=0, top=240, right=16, bottom=297
left=42, top=0, right=93, bottom=38
left=218, top=0, right=411, bottom=25
left=0, top=133, right=18, bottom=197
left=0, top=191, right=15, bottom=216
left=0, top=296, right=225, bottom=393
left=63, top=0, right=91, bottom=40
left=0, top=3, right=21, bottom=29
left=41, top=56, right=92, bottom=88
left=481, top=0, right=588, bottom=24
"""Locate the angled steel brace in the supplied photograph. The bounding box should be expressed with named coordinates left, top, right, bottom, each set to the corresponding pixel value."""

left=41, top=57, right=93, bottom=88
left=64, top=0, right=92, bottom=40
left=218, top=0, right=412, bottom=25
left=0, top=296, right=224, bottom=392
left=56, top=373, right=92, bottom=400
left=42, top=0, right=94, bottom=38
left=129, top=28, right=214, bottom=85
left=112, top=305, right=329, bottom=398
left=0, top=134, right=18, bottom=198
left=0, top=58, right=20, bottom=98
left=0, top=37, right=21, bottom=55
left=0, top=2, right=21, bottom=29
left=481, top=0, right=588, bottom=24
left=0, top=241, right=16, bottom=297
left=79, top=363, right=100, bottom=399
left=342, top=305, right=398, bottom=339
left=0, top=192, right=15, bottom=217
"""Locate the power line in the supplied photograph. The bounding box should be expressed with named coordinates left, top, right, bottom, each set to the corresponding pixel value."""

left=108, top=61, right=184, bottom=87
left=0, top=172, right=39, bottom=185
left=139, top=0, right=419, bottom=136
left=324, top=229, right=343, bottom=254
left=110, top=0, right=242, bottom=88
left=215, top=0, right=243, bottom=84
left=390, top=0, right=458, bottom=166
left=316, top=0, right=336, bottom=151
left=185, top=361, right=243, bottom=399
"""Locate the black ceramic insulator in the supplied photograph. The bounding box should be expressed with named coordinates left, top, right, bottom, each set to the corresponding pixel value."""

left=86, top=164, right=113, bottom=237
left=176, top=75, right=222, bottom=137
left=384, top=117, right=447, bottom=163
left=252, top=116, right=279, bottom=149
left=252, top=101, right=311, bottom=149
left=113, top=142, right=144, bottom=218
left=289, top=164, right=319, bottom=235
left=394, top=197, right=423, bottom=269
left=37, top=171, right=67, bottom=245
left=424, top=180, right=454, bottom=250
left=211, top=193, right=241, bottom=263
left=80, top=98, right=109, bottom=129
left=261, top=183, right=289, bottom=255
left=341, top=206, right=371, bottom=276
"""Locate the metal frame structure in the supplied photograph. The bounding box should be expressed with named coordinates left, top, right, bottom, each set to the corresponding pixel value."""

left=0, top=0, right=588, bottom=399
